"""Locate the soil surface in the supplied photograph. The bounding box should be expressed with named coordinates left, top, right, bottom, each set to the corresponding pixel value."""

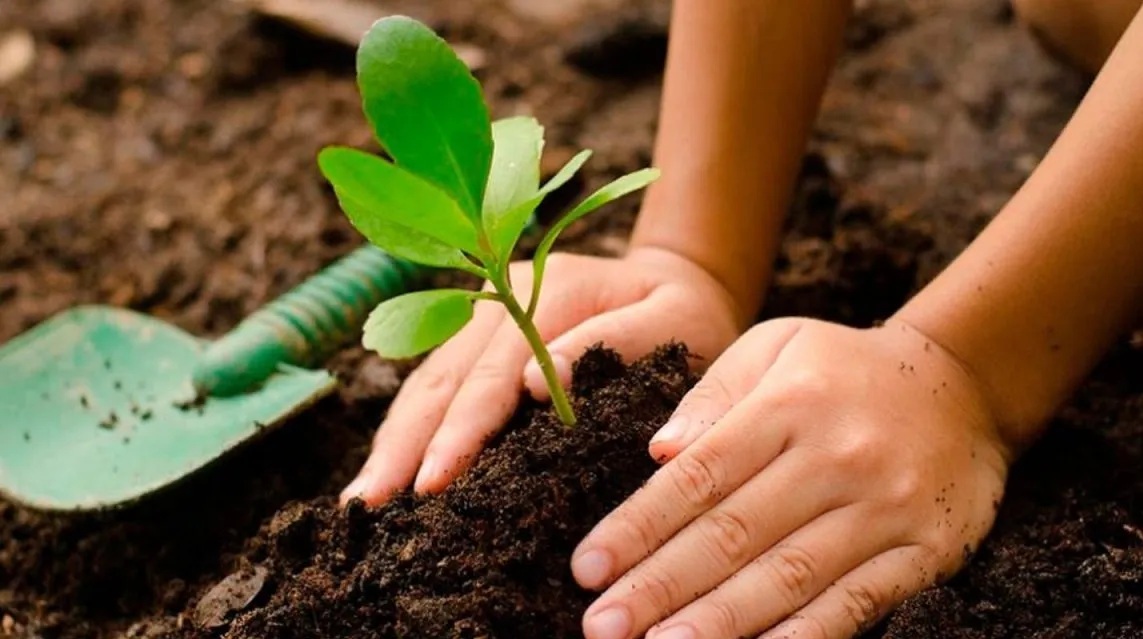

left=2, top=0, right=1142, bottom=638
left=173, top=346, right=691, bottom=639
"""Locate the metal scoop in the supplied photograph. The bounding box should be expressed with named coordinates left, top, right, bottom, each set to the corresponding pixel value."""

left=0, top=246, right=417, bottom=511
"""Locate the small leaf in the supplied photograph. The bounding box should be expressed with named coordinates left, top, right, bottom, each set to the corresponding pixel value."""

left=363, top=289, right=476, bottom=358
left=336, top=194, right=478, bottom=272
left=490, top=149, right=593, bottom=261
left=540, top=149, right=593, bottom=197
left=483, top=117, right=543, bottom=255
left=527, top=167, right=660, bottom=315
left=319, top=147, right=482, bottom=257
left=357, top=16, right=492, bottom=220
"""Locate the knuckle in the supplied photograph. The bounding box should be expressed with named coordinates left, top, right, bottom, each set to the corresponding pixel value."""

left=669, top=448, right=724, bottom=507
left=838, top=582, right=884, bottom=633
left=465, top=359, right=514, bottom=386
left=683, top=375, right=735, bottom=410
left=824, top=428, right=885, bottom=472
left=407, top=365, right=459, bottom=397
left=775, top=368, right=831, bottom=406
left=701, top=508, right=755, bottom=565
left=628, top=565, right=684, bottom=615
left=706, top=598, right=746, bottom=636
left=765, top=545, right=820, bottom=607
left=617, top=496, right=669, bottom=558
left=884, top=467, right=924, bottom=510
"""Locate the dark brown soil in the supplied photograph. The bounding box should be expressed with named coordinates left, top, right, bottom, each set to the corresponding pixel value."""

left=2, top=0, right=1142, bottom=638
left=171, top=346, right=691, bottom=639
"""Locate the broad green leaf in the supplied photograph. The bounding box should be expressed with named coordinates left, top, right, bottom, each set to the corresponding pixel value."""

left=319, top=147, right=482, bottom=257
left=336, top=193, right=479, bottom=272
left=363, top=289, right=476, bottom=358
left=490, top=149, right=593, bottom=261
left=527, top=167, right=660, bottom=316
left=358, top=17, right=492, bottom=220
left=483, top=117, right=543, bottom=255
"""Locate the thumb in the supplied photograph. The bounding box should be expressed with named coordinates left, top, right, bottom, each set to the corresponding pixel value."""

left=523, top=296, right=674, bottom=401
left=648, top=318, right=806, bottom=462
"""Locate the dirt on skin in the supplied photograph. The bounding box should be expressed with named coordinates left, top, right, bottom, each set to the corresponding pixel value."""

left=1, top=0, right=1141, bottom=638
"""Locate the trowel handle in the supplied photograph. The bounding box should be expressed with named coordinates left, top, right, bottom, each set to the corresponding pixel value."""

left=191, top=245, right=422, bottom=397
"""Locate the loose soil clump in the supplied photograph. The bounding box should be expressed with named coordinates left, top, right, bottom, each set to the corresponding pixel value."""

left=177, top=346, right=693, bottom=639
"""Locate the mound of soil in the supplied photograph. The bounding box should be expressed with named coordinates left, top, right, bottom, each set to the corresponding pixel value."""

left=170, top=346, right=693, bottom=639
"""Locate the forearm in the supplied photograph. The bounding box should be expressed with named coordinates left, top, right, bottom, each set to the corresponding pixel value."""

left=631, top=0, right=851, bottom=325
left=897, top=7, right=1143, bottom=452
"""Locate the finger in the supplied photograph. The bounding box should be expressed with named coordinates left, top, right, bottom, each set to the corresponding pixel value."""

left=637, top=506, right=904, bottom=639
left=758, top=545, right=936, bottom=639
left=413, top=285, right=596, bottom=494
left=522, top=286, right=665, bottom=402
left=522, top=297, right=657, bottom=401
left=648, top=318, right=805, bottom=462
left=572, top=386, right=795, bottom=592
left=584, top=449, right=840, bottom=639
left=340, top=301, right=504, bottom=505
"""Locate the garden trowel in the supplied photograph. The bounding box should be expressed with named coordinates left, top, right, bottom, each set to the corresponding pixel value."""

left=0, top=245, right=419, bottom=511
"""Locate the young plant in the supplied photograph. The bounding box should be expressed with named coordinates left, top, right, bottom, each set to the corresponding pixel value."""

left=318, top=16, right=659, bottom=426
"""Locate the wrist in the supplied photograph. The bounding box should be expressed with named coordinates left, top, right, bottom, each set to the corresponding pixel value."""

left=623, top=244, right=759, bottom=331
left=890, top=303, right=1057, bottom=455
left=629, top=202, right=776, bottom=328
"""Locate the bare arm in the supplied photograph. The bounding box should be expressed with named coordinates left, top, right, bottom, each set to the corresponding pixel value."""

left=898, top=6, right=1143, bottom=452
left=631, top=0, right=852, bottom=325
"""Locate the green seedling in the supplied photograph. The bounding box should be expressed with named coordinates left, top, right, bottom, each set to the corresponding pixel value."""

left=318, top=16, right=659, bottom=425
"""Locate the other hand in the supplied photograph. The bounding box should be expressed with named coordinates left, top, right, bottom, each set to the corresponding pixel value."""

left=573, top=318, right=1012, bottom=639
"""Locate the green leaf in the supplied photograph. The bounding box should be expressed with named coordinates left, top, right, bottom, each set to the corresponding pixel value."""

left=527, top=167, right=660, bottom=316
left=483, top=117, right=543, bottom=255
left=319, top=147, right=482, bottom=258
left=336, top=194, right=479, bottom=272
left=363, top=289, right=476, bottom=358
left=357, top=16, right=492, bottom=221
left=490, top=149, right=593, bottom=261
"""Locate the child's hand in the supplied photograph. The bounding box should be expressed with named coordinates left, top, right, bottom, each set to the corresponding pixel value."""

left=574, top=318, right=1013, bottom=639
left=340, top=247, right=743, bottom=505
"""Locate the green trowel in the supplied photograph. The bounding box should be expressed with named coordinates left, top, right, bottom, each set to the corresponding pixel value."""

left=0, top=245, right=419, bottom=511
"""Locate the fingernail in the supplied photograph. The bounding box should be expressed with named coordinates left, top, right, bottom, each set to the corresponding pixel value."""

left=584, top=606, right=631, bottom=639
left=550, top=353, right=571, bottom=382
left=572, top=549, right=612, bottom=589
left=651, top=625, right=697, bottom=639
left=340, top=475, right=368, bottom=504
left=525, top=354, right=570, bottom=397
left=523, top=359, right=545, bottom=393
left=414, top=455, right=439, bottom=493
left=650, top=416, right=689, bottom=445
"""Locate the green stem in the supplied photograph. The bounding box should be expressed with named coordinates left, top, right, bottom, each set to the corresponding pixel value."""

left=489, top=271, right=577, bottom=427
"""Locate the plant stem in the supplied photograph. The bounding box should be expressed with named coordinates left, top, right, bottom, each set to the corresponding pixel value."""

left=488, top=272, right=577, bottom=427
